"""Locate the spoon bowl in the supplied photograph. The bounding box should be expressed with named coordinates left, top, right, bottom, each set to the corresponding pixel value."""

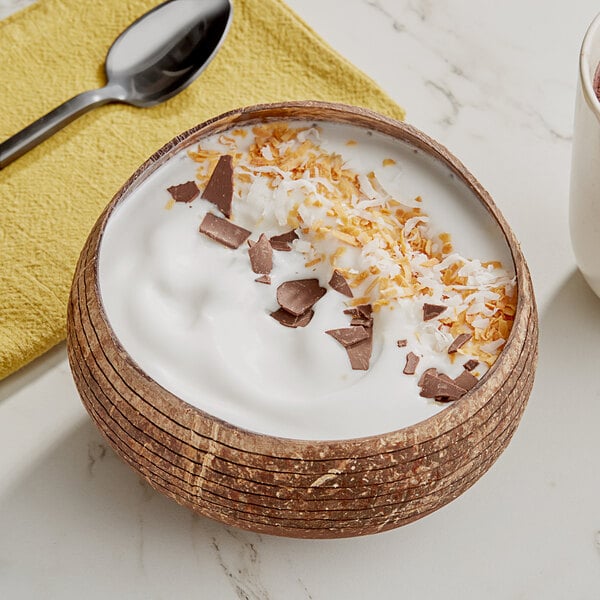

left=0, top=0, right=232, bottom=168
left=106, top=0, right=231, bottom=107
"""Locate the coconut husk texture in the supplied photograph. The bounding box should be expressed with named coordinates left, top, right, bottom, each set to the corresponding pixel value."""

left=66, top=102, right=538, bottom=538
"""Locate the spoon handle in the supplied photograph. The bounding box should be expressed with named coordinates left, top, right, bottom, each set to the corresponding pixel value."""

left=0, top=87, right=117, bottom=169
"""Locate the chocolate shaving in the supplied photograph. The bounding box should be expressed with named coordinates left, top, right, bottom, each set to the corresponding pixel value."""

left=270, top=308, right=313, bottom=328
left=326, top=326, right=369, bottom=348
left=419, top=371, right=466, bottom=402
left=351, top=316, right=374, bottom=328
left=463, top=359, right=479, bottom=371
left=333, top=303, right=375, bottom=369
left=433, top=396, right=459, bottom=404
left=269, top=230, right=298, bottom=249
left=448, top=333, right=472, bottom=354
left=167, top=181, right=199, bottom=203
left=248, top=234, right=273, bottom=274
left=276, top=279, right=326, bottom=316
left=418, top=367, right=438, bottom=386
left=270, top=230, right=298, bottom=243
left=356, top=304, right=373, bottom=318
left=397, top=339, right=407, bottom=348
left=453, top=370, right=478, bottom=392
left=202, top=155, right=234, bottom=217
left=270, top=241, right=293, bottom=252
left=329, top=270, right=353, bottom=297
left=255, top=275, right=271, bottom=285
left=345, top=305, right=373, bottom=326
left=436, top=372, right=457, bottom=385
left=423, top=303, right=447, bottom=321
left=403, top=352, right=420, bottom=375
left=199, top=213, right=250, bottom=249
left=346, top=334, right=373, bottom=370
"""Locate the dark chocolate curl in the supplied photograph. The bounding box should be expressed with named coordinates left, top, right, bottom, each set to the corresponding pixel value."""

left=199, top=213, right=250, bottom=249
left=276, top=279, right=326, bottom=316
left=202, top=155, right=234, bottom=217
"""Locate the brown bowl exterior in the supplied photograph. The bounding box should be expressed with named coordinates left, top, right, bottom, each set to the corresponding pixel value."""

left=66, top=101, right=538, bottom=538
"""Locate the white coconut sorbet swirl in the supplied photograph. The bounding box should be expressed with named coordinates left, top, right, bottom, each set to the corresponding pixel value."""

left=99, top=120, right=516, bottom=440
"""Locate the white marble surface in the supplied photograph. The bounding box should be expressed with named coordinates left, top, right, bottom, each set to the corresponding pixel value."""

left=1, top=0, right=600, bottom=598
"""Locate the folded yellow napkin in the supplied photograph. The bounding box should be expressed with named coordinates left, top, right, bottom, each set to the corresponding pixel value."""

left=0, top=0, right=404, bottom=380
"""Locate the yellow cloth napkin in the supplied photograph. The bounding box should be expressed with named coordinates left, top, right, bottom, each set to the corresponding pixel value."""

left=0, top=0, right=404, bottom=380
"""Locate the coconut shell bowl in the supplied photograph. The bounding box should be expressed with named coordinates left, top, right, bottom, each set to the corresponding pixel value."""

left=66, top=101, right=538, bottom=539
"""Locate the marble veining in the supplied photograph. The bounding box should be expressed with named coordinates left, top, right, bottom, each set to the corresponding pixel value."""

left=86, top=440, right=107, bottom=477
left=362, top=0, right=573, bottom=142
left=2, top=0, right=600, bottom=598
left=209, top=527, right=271, bottom=600
left=136, top=509, right=148, bottom=577
left=424, top=79, right=462, bottom=126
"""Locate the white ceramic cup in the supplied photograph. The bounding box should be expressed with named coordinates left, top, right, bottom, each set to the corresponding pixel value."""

left=570, top=13, right=600, bottom=298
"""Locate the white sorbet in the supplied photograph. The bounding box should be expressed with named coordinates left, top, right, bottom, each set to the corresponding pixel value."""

left=98, top=121, right=515, bottom=440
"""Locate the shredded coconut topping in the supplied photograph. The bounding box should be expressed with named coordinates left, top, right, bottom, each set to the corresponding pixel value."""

left=190, top=122, right=516, bottom=367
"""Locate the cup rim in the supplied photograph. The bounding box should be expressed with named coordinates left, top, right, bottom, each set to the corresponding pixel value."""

left=580, top=12, right=600, bottom=116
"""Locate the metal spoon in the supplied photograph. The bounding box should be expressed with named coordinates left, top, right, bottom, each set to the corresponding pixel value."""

left=0, top=0, right=232, bottom=169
